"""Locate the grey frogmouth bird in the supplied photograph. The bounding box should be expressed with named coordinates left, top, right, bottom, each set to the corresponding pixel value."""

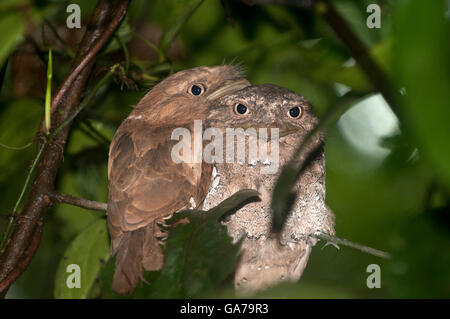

left=202, top=84, right=335, bottom=294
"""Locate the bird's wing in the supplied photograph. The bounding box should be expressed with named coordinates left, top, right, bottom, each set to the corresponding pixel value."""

left=107, top=120, right=212, bottom=254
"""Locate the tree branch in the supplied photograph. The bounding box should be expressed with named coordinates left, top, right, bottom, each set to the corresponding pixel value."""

left=316, top=233, right=391, bottom=259
left=41, top=191, right=394, bottom=260
left=245, top=0, right=398, bottom=112
left=48, top=2, right=128, bottom=117
left=315, top=0, right=397, bottom=111
left=0, top=0, right=130, bottom=298
left=35, top=189, right=394, bottom=261
left=50, top=192, right=107, bottom=212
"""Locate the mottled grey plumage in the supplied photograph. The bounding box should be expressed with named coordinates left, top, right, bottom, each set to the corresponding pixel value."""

left=202, top=84, right=335, bottom=293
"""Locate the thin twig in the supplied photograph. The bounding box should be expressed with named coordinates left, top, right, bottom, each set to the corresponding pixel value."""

left=43, top=18, right=75, bottom=58
left=158, top=0, right=205, bottom=58
left=134, top=33, right=165, bottom=63
left=315, top=0, right=397, bottom=112
left=78, top=119, right=111, bottom=148
left=49, top=3, right=128, bottom=116
left=316, top=233, right=391, bottom=259
left=50, top=64, right=119, bottom=138
left=24, top=35, right=48, bottom=68
left=243, top=0, right=398, bottom=113
left=0, top=141, right=33, bottom=151
left=0, top=64, right=117, bottom=254
left=0, top=141, right=46, bottom=251
left=44, top=48, right=52, bottom=135
left=50, top=192, right=107, bottom=212
left=115, top=34, right=130, bottom=73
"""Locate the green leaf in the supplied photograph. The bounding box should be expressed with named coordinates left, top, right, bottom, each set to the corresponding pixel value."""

left=270, top=164, right=298, bottom=234
left=393, top=0, right=450, bottom=188
left=45, top=48, right=52, bottom=135
left=0, top=99, right=42, bottom=210
left=54, top=218, right=110, bottom=299
left=0, top=12, right=26, bottom=67
left=159, top=0, right=205, bottom=57
left=270, top=94, right=364, bottom=233
left=385, top=210, right=450, bottom=298
left=131, top=189, right=260, bottom=298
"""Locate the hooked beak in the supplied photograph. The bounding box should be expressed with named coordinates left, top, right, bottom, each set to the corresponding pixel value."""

left=206, top=78, right=250, bottom=101
left=279, top=125, right=300, bottom=137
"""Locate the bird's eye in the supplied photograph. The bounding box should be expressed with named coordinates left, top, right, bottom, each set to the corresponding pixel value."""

left=288, top=106, right=302, bottom=118
left=190, top=84, right=205, bottom=96
left=234, top=103, right=248, bottom=115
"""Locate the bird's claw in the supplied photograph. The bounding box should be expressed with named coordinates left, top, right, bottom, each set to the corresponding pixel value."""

left=322, top=241, right=340, bottom=251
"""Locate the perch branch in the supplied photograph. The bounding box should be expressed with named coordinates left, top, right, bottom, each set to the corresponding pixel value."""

left=49, top=193, right=107, bottom=212
left=45, top=191, right=392, bottom=260
left=44, top=191, right=393, bottom=260
left=0, top=0, right=130, bottom=298
left=316, top=233, right=391, bottom=259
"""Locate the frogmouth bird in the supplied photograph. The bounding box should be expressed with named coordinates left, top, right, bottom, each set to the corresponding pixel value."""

left=202, top=84, right=335, bottom=293
left=107, top=66, right=250, bottom=294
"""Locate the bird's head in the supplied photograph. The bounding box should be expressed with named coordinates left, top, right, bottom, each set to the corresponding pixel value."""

left=134, top=65, right=250, bottom=125
left=207, top=84, right=318, bottom=138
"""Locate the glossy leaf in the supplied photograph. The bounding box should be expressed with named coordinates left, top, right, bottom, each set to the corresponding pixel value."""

left=147, top=189, right=259, bottom=298
left=159, top=0, right=205, bottom=56
left=394, top=0, right=450, bottom=188
left=54, top=219, right=110, bottom=299
left=0, top=12, right=25, bottom=67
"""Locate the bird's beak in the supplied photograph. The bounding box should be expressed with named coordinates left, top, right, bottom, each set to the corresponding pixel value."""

left=279, top=125, right=300, bottom=137
left=228, top=124, right=300, bottom=138
left=206, top=78, right=250, bottom=101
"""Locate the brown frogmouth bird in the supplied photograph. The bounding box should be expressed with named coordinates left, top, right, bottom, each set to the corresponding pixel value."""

left=202, top=84, right=335, bottom=293
left=107, top=66, right=249, bottom=294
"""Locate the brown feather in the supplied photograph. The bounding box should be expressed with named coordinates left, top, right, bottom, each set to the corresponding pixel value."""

left=107, top=65, right=249, bottom=294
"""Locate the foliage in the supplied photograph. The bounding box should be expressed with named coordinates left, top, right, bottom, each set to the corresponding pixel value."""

left=0, top=0, right=449, bottom=298
left=54, top=218, right=110, bottom=299
left=101, top=189, right=259, bottom=298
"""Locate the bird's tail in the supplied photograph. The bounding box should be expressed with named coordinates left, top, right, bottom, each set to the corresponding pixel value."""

left=112, top=221, right=164, bottom=295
